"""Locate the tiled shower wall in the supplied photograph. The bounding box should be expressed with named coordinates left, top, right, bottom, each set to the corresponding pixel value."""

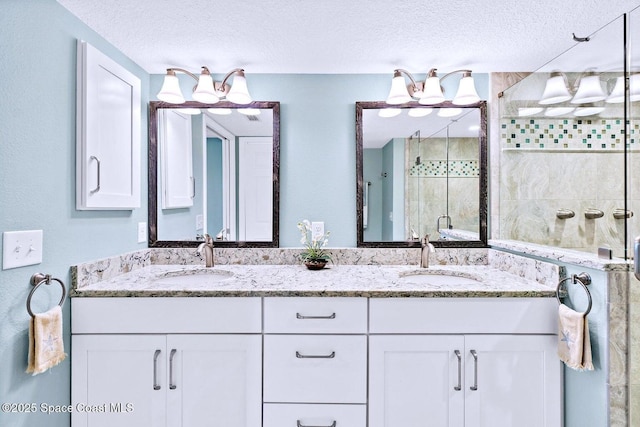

left=406, top=137, right=480, bottom=239
left=499, top=118, right=640, bottom=258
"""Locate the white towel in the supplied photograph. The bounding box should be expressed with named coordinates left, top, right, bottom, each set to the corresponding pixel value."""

left=26, top=305, right=66, bottom=375
left=558, top=303, right=593, bottom=371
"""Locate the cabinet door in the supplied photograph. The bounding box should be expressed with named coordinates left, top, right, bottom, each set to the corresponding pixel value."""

left=166, top=335, right=262, bottom=427
left=464, top=335, right=561, bottom=427
left=71, top=335, right=166, bottom=427
left=369, top=335, right=465, bottom=427
left=76, top=41, right=141, bottom=210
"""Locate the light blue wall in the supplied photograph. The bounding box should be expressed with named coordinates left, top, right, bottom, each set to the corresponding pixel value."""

left=149, top=73, right=490, bottom=246
left=0, top=1, right=149, bottom=426
left=207, top=137, right=224, bottom=235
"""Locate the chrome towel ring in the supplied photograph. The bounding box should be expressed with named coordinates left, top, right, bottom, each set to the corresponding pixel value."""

left=556, top=272, right=592, bottom=316
left=26, top=273, right=66, bottom=318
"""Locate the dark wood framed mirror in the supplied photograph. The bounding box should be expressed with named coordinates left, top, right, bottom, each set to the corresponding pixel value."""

left=149, top=100, right=280, bottom=247
left=356, top=101, right=487, bottom=248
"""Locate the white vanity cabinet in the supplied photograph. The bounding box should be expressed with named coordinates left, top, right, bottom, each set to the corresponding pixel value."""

left=368, top=298, right=561, bottom=427
left=263, top=297, right=368, bottom=427
left=71, top=298, right=262, bottom=427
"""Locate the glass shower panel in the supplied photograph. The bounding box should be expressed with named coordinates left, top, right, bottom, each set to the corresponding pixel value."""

left=627, top=6, right=640, bottom=426
left=498, top=15, right=627, bottom=257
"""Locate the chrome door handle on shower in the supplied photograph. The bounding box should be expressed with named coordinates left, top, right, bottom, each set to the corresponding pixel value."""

left=89, top=155, right=101, bottom=193
left=635, top=236, right=640, bottom=280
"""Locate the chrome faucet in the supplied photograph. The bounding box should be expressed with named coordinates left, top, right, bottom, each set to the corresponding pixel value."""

left=420, top=234, right=435, bottom=268
left=196, top=234, right=215, bottom=267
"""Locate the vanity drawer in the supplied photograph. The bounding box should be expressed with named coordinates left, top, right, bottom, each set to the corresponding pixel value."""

left=264, top=297, right=367, bottom=334
left=263, top=334, right=367, bottom=403
left=71, top=297, right=262, bottom=333
left=369, top=297, right=557, bottom=334
left=264, top=403, right=366, bottom=427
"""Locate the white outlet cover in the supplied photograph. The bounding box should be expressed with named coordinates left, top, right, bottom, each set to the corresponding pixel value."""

left=196, top=214, right=204, bottom=230
left=137, top=222, right=147, bottom=243
left=311, top=221, right=325, bottom=240
left=3, top=230, right=43, bottom=270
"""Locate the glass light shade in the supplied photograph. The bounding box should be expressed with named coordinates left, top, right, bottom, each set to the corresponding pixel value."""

left=408, top=108, right=433, bottom=117
left=378, top=108, right=401, bottom=118
left=208, top=108, right=232, bottom=115
left=539, top=73, right=571, bottom=105
left=574, top=105, right=605, bottom=116
left=571, top=74, right=605, bottom=104
left=606, top=74, right=640, bottom=103
left=518, top=107, right=544, bottom=117
left=157, top=73, right=185, bottom=104
left=452, top=75, right=480, bottom=105
left=192, top=73, right=220, bottom=104
left=544, top=107, right=574, bottom=117
left=437, top=108, right=462, bottom=117
left=419, top=76, right=445, bottom=105
left=226, top=75, right=252, bottom=104
left=386, top=75, right=412, bottom=105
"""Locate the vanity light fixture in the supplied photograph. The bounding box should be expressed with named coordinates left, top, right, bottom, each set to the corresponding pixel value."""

left=208, top=108, right=233, bottom=115
left=408, top=107, right=434, bottom=117
left=437, top=107, right=463, bottom=118
left=570, top=72, right=606, bottom=104
left=378, top=108, right=402, bottom=118
left=606, top=74, right=640, bottom=103
left=157, top=67, right=252, bottom=105
left=539, top=71, right=572, bottom=105
left=179, top=108, right=202, bottom=115
left=385, top=68, right=481, bottom=106
left=573, top=103, right=605, bottom=116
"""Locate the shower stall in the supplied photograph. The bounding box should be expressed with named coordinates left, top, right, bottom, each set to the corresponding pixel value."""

left=498, top=8, right=640, bottom=425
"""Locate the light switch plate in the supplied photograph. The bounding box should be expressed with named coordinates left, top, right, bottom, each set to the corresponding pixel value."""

left=196, top=215, right=204, bottom=230
left=311, top=221, right=325, bottom=240
left=137, top=222, right=147, bottom=243
left=3, top=230, right=43, bottom=270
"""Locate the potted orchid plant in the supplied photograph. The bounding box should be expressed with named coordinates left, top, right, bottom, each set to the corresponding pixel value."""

left=297, top=220, right=332, bottom=270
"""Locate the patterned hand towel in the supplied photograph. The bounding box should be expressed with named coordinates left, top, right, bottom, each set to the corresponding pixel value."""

left=558, top=303, right=593, bottom=371
left=27, top=305, right=66, bottom=375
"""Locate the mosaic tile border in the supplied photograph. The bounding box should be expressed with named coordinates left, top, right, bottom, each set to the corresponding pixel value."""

left=409, top=160, right=480, bottom=177
left=501, top=118, right=640, bottom=150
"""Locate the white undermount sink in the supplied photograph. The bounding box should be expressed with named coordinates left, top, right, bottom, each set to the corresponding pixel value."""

left=152, top=269, right=234, bottom=286
left=398, top=270, right=483, bottom=285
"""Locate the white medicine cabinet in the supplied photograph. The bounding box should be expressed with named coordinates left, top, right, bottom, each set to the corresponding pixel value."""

left=76, top=40, right=141, bottom=210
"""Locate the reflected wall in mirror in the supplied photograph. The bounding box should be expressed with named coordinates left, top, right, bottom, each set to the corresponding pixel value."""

left=356, top=101, right=487, bottom=247
left=149, top=101, right=280, bottom=247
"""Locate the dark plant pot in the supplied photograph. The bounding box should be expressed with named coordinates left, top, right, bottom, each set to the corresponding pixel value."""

left=304, top=259, right=327, bottom=270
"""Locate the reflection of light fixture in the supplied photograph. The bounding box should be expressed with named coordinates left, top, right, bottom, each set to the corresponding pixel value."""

left=571, top=72, right=606, bottom=104
left=606, top=74, right=640, bottom=103
left=179, top=108, right=202, bottom=115
left=574, top=104, right=605, bottom=116
left=539, top=71, right=572, bottom=105
left=238, top=108, right=261, bottom=115
left=437, top=108, right=463, bottom=117
left=469, top=125, right=480, bottom=132
left=408, top=108, right=433, bottom=117
left=208, top=108, right=232, bottom=115
left=518, top=107, right=544, bottom=117
left=157, top=67, right=252, bottom=105
left=544, top=107, right=575, bottom=117
left=378, top=108, right=402, bottom=118
left=385, top=68, right=481, bottom=105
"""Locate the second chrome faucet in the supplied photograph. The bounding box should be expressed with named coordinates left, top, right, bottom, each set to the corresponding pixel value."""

left=196, top=234, right=215, bottom=267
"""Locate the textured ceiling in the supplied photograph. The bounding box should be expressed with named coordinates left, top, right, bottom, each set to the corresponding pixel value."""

left=57, top=0, right=640, bottom=74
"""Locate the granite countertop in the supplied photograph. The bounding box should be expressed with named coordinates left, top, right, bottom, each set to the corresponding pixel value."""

left=70, top=263, right=557, bottom=298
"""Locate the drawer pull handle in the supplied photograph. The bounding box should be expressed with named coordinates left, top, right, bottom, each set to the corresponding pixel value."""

left=470, top=349, right=478, bottom=391
left=296, top=312, right=336, bottom=320
left=454, top=350, right=462, bottom=391
left=169, top=349, right=177, bottom=390
left=296, top=351, right=336, bottom=359
left=297, top=421, right=336, bottom=427
left=153, top=349, right=161, bottom=390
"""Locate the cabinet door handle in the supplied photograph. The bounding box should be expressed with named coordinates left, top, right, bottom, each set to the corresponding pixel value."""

left=190, top=176, right=195, bottom=199
left=89, top=155, right=101, bottom=194
left=296, top=351, right=335, bottom=359
left=169, top=349, right=177, bottom=390
left=454, top=350, right=462, bottom=391
left=153, top=349, right=161, bottom=390
left=297, top=421, right=336, bottom=427
left=470, top=349, right=478, bottom=391
left=296, top=312, right=336, bottom=320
